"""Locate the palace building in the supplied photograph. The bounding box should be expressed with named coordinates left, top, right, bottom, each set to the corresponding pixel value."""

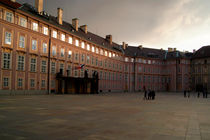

left=0, top=0, right=209, bottom=94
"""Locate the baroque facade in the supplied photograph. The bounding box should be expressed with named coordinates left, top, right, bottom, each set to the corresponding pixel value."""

left=0, top=0, right=208, bottom=94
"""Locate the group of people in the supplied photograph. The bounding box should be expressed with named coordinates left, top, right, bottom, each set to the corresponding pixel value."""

left=184, top=89, right=208, bottom=98
left=144, top=89, right=156, bottom=100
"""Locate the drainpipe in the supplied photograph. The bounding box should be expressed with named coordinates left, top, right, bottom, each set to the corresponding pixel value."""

left=47, top=29, right=51, bottom=94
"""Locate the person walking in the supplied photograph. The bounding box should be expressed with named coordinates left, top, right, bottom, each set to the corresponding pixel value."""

left=188, top=90, right=190, bottom=98
left=184, top=90, right=186, bottom=98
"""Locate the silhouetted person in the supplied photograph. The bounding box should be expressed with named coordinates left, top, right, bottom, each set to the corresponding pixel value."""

left=197, top=91, right=200, bottom=98
left=184, top=90, right=186, bottom=98
left=152, top=90, right=155, bottom=100
left=148, top=90, right=151, bottom=100
left=203, top=89, right=205, bottom=98
left=144, top=90, right=147, bottom=100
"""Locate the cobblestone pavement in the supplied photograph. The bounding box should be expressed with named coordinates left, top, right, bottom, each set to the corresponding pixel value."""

left=0, top=92, right=210, bottom=140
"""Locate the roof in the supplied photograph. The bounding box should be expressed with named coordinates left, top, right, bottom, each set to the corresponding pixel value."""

left=0, top=0, right=22, bottom=9
left=18, top=3, right=123, bottom=53
left=125, top=46, right=192, bottom=59
left=192, top=46, right=210, bottom=59
left=125, top=46, right=166, bottom=59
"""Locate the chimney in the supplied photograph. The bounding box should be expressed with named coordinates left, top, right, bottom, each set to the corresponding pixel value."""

left=193, top=49, right=196, bottom=53
left=72, top=18, right=79, bottom=31
left=174, top=48, right=176, bottom=51
left=138, top=45, right=143, bottom=49
left=11, top=0, right=16, bottom=2
left=106, top=35, right=112, bottom=45
left=80, top=25, right=87, bottom=34
left=122, top=42, right=126, bottom=50
left=168, top=47, right=173, bottom=52
left=57, top=8, right=63, bottom=25
left=35, top=0, right=43, bottom=13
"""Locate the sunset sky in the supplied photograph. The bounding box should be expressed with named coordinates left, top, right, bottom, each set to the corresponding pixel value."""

left=17, top=0, right=210, bottom=52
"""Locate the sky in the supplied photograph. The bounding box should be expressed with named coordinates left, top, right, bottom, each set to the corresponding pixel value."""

left=16, top=0, right=210, bottom=52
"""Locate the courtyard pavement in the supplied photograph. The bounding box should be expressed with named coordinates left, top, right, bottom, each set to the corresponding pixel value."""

left=0, top=92, right=210, bottom=140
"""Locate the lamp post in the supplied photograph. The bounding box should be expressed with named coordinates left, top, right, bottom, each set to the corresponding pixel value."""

left=133, top=53, right=137, bottom=92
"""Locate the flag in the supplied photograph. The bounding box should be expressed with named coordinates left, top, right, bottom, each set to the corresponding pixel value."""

left=73, top=64, right=85, bottom=70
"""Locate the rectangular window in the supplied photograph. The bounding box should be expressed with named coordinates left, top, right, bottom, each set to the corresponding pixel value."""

left=100, top=49, right=103, bottom=55
left=92, top=46, right=95, bottom=52
left=52, top=31, right=57, bottom=38
left=68, top=50, right=72, bottom=58
left=41, top=60, right=47, bottom=73
left=96, top=58, right=98, bottom=66
left=42, top=43, right=47, bottom=53
left=5, top=32, right=12, bottom=45
left=60, top=63, right=64, bottom=74
left=105, top=51, right=107, bottom=56
left=3, top=53, right=11, bottom=69
left=81, top=54, right=85, bottom=62
left=87, top=44, right=90, bottom=51
left=68, top=37, right=72, bottom=44
left=19, top=36, right=25, bottom=48
left=81, top=42, right=85, bottom=49
left=20, top=17, right=27, bottom=27
left=52, top=46, right=56, bottom=56
left=3, top=77, right=9, bottom=87
left=6, top=12, right=13, bottom=22
left=51, top=80, right=55, bottom=88
left=87, top=55, right=90, bottom=64
left=30, top=58, right=36, bottom=72
left=96, top=48, right=99, bottom=54
left=51, top=62, right=56, bottom=74
left=32, top=40, right=37, bottom=50
left=18, top=78, right=23, bottom=87
left=43, top=27, right=48, bottom=35
left=30, top=79, right=35, bottom=88
left=32, top=22, right=38, bottom=31
left=75, top=53, right=79, bottom=61
left=67, top=65, right=71, bottom=76
left=61, top=48, right=64, bottom=57
left=61, top=34, right=65, bottom=41
left=41, top=80, right=45, bottom=88
left=17, top=55, right=24, bottom=71
left=75, top=39, right=79, bottom=47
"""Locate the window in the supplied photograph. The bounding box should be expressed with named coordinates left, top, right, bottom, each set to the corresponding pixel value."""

left=61, top=34, right=65, bottom=41
left=43, top=27, right=48, bottom=35
left=6, top=12, right=13, bottom=22
left=109, top=52, right=112, bottom=57
left=19, top=36, right=25, bottom=48
left=20, top=17, right=27, bottom=27
left=30, top=58, right=36, bottom=72
left=41, top=60, right=47, bottom=73
left=92, top=46, right=95, bottom=52
left=32, top=40, right=37, bottom=50
left=32, top=22, right=38, bottom=31
left=87, top=44, right=90, bottom=51
left=5, top=32, right=11, bottom=45
left=92, top=57, right=94, bottom=65
left=75, top=39, right=79, bottom=47
left=68, top=37, right=72, bottom=44
left=105, top=51, right=107, bottom=56
left=41, top=80, right=45, bottom=88
left=68, top=50, right=72, bottom=58
left=3, top=78, right=9, bottom=87
left=42, top=43, right=47, bottom=53
left=18, top=78, right=23, bottom=87
left=3, top=53, right=11, bottom=69
left=96, top=58, right=98, bottom=66
left=52, top=46, right=56, bottom=56
left=52, top=31, right=57, bottom=38
left=75, top=53, right=79, bottom=61
left=87, top=55, right=90, bottom=64
left=67, top=65, right=71, bottom=76
left=30, top=79, right=35, bottom=88
left=100, top=49, right=103, bottom=55
left=96, top=48, right=99, bottom=54
left=51, top=62, right=56, bottom=74
left=113, top=53, right=115, bottom=57
left=81, top=54, right=85, bottom=62
left=61, top=48, right=64, bottom=57
left=74, top=70, right=78, bottom=77
left=51, top=80, right=55, bottom=88
left=17, top=55, right=24, bottom=71
left=81, top=42, right=85, bottom=49
left=60, top=63, right=64, bottom=74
